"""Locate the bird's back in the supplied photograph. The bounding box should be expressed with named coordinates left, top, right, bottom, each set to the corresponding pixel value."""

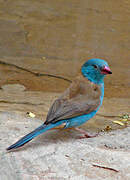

left=45, top=74, right=102, bottom=124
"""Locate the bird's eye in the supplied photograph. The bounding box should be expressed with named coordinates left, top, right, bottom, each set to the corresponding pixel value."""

left=93, top=65, right=98, bottom=69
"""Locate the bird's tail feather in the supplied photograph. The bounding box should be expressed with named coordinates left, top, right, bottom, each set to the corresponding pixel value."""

left=6, top=122, right=62, bottom=151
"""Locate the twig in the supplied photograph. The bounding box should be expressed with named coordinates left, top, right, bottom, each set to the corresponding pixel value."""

left=0, top=60, right=72, bottom=82
left=92, top=164, right=119, bottom=172
left=97, top=114, right=120, bottom=118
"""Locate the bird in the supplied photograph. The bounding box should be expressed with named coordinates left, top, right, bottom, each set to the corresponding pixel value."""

left=6, top=58, right=112, bottom=151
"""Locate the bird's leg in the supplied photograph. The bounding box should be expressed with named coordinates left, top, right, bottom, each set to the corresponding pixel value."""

left=73, top=127, right=99, bottom=138
left=48, top=123, right=98, bottom=138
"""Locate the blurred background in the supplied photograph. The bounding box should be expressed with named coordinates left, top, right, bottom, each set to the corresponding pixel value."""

left=0, top=0, right=129, bottom=130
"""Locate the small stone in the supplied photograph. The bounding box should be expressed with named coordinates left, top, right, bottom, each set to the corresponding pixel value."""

left=1, top=84, right=26, bottom=92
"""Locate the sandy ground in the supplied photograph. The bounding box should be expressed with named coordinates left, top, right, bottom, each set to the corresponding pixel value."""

left=0, top=111, right=130, bottom=180
left=0, top=84, right=129, bottom=180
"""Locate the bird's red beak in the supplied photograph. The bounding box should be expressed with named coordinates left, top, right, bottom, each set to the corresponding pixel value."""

left=101, top=66, right=112, bottom=75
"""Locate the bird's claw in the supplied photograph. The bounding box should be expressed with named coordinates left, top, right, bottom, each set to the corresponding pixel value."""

left=78, top=132, right=99, bottom=139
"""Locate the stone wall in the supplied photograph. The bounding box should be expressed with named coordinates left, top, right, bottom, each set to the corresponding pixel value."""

left=0, top=0, right=129, bottom=97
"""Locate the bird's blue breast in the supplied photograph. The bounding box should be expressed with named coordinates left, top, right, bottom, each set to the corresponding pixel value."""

left=64, top=83, right=104, bottom=128
left=65, top=83, right=104, bottom=128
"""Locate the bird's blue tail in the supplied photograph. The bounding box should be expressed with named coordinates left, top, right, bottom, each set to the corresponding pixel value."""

left=6, top=121, right=63, bottom=151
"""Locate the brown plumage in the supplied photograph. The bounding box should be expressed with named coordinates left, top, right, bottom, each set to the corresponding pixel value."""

left=6, top=59, right=112, bottom=150
left=45, top=74, right=101, bottom=125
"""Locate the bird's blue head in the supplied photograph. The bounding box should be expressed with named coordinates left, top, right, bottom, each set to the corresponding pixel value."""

left=81, top=58, right=112, bottom=84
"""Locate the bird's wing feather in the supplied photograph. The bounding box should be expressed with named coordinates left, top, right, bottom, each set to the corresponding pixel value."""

left=45, top=76, right=101, bottom=124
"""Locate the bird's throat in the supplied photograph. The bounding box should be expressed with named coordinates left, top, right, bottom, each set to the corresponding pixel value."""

left=81, top=66, right=105, bottom=85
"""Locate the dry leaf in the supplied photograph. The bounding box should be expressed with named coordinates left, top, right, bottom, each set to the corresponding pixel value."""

left=42, top=57, right=46, bottom=60
left=27, top=112, right=36, bottom=118
left=104, top=125, right=112, bottom=131
left=120, top=118, right=128, bottom=122
left=113, top=120, right=124, bottom=126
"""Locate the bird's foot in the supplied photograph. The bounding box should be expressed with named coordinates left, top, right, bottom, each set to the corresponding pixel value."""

left=78, top=133, right=98, bottom=139
left=74, top=127, right=99, bottom=139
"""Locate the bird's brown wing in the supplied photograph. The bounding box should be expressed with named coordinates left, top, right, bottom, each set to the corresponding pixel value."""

left=45, top=76, right=101, bottom=125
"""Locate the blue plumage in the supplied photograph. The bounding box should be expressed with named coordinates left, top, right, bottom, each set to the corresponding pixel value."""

left=81, top=58, right=109, bottom=84
left=7, top=121, right=65, bottom=150
left=7, top=58, right=112, bottom=150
